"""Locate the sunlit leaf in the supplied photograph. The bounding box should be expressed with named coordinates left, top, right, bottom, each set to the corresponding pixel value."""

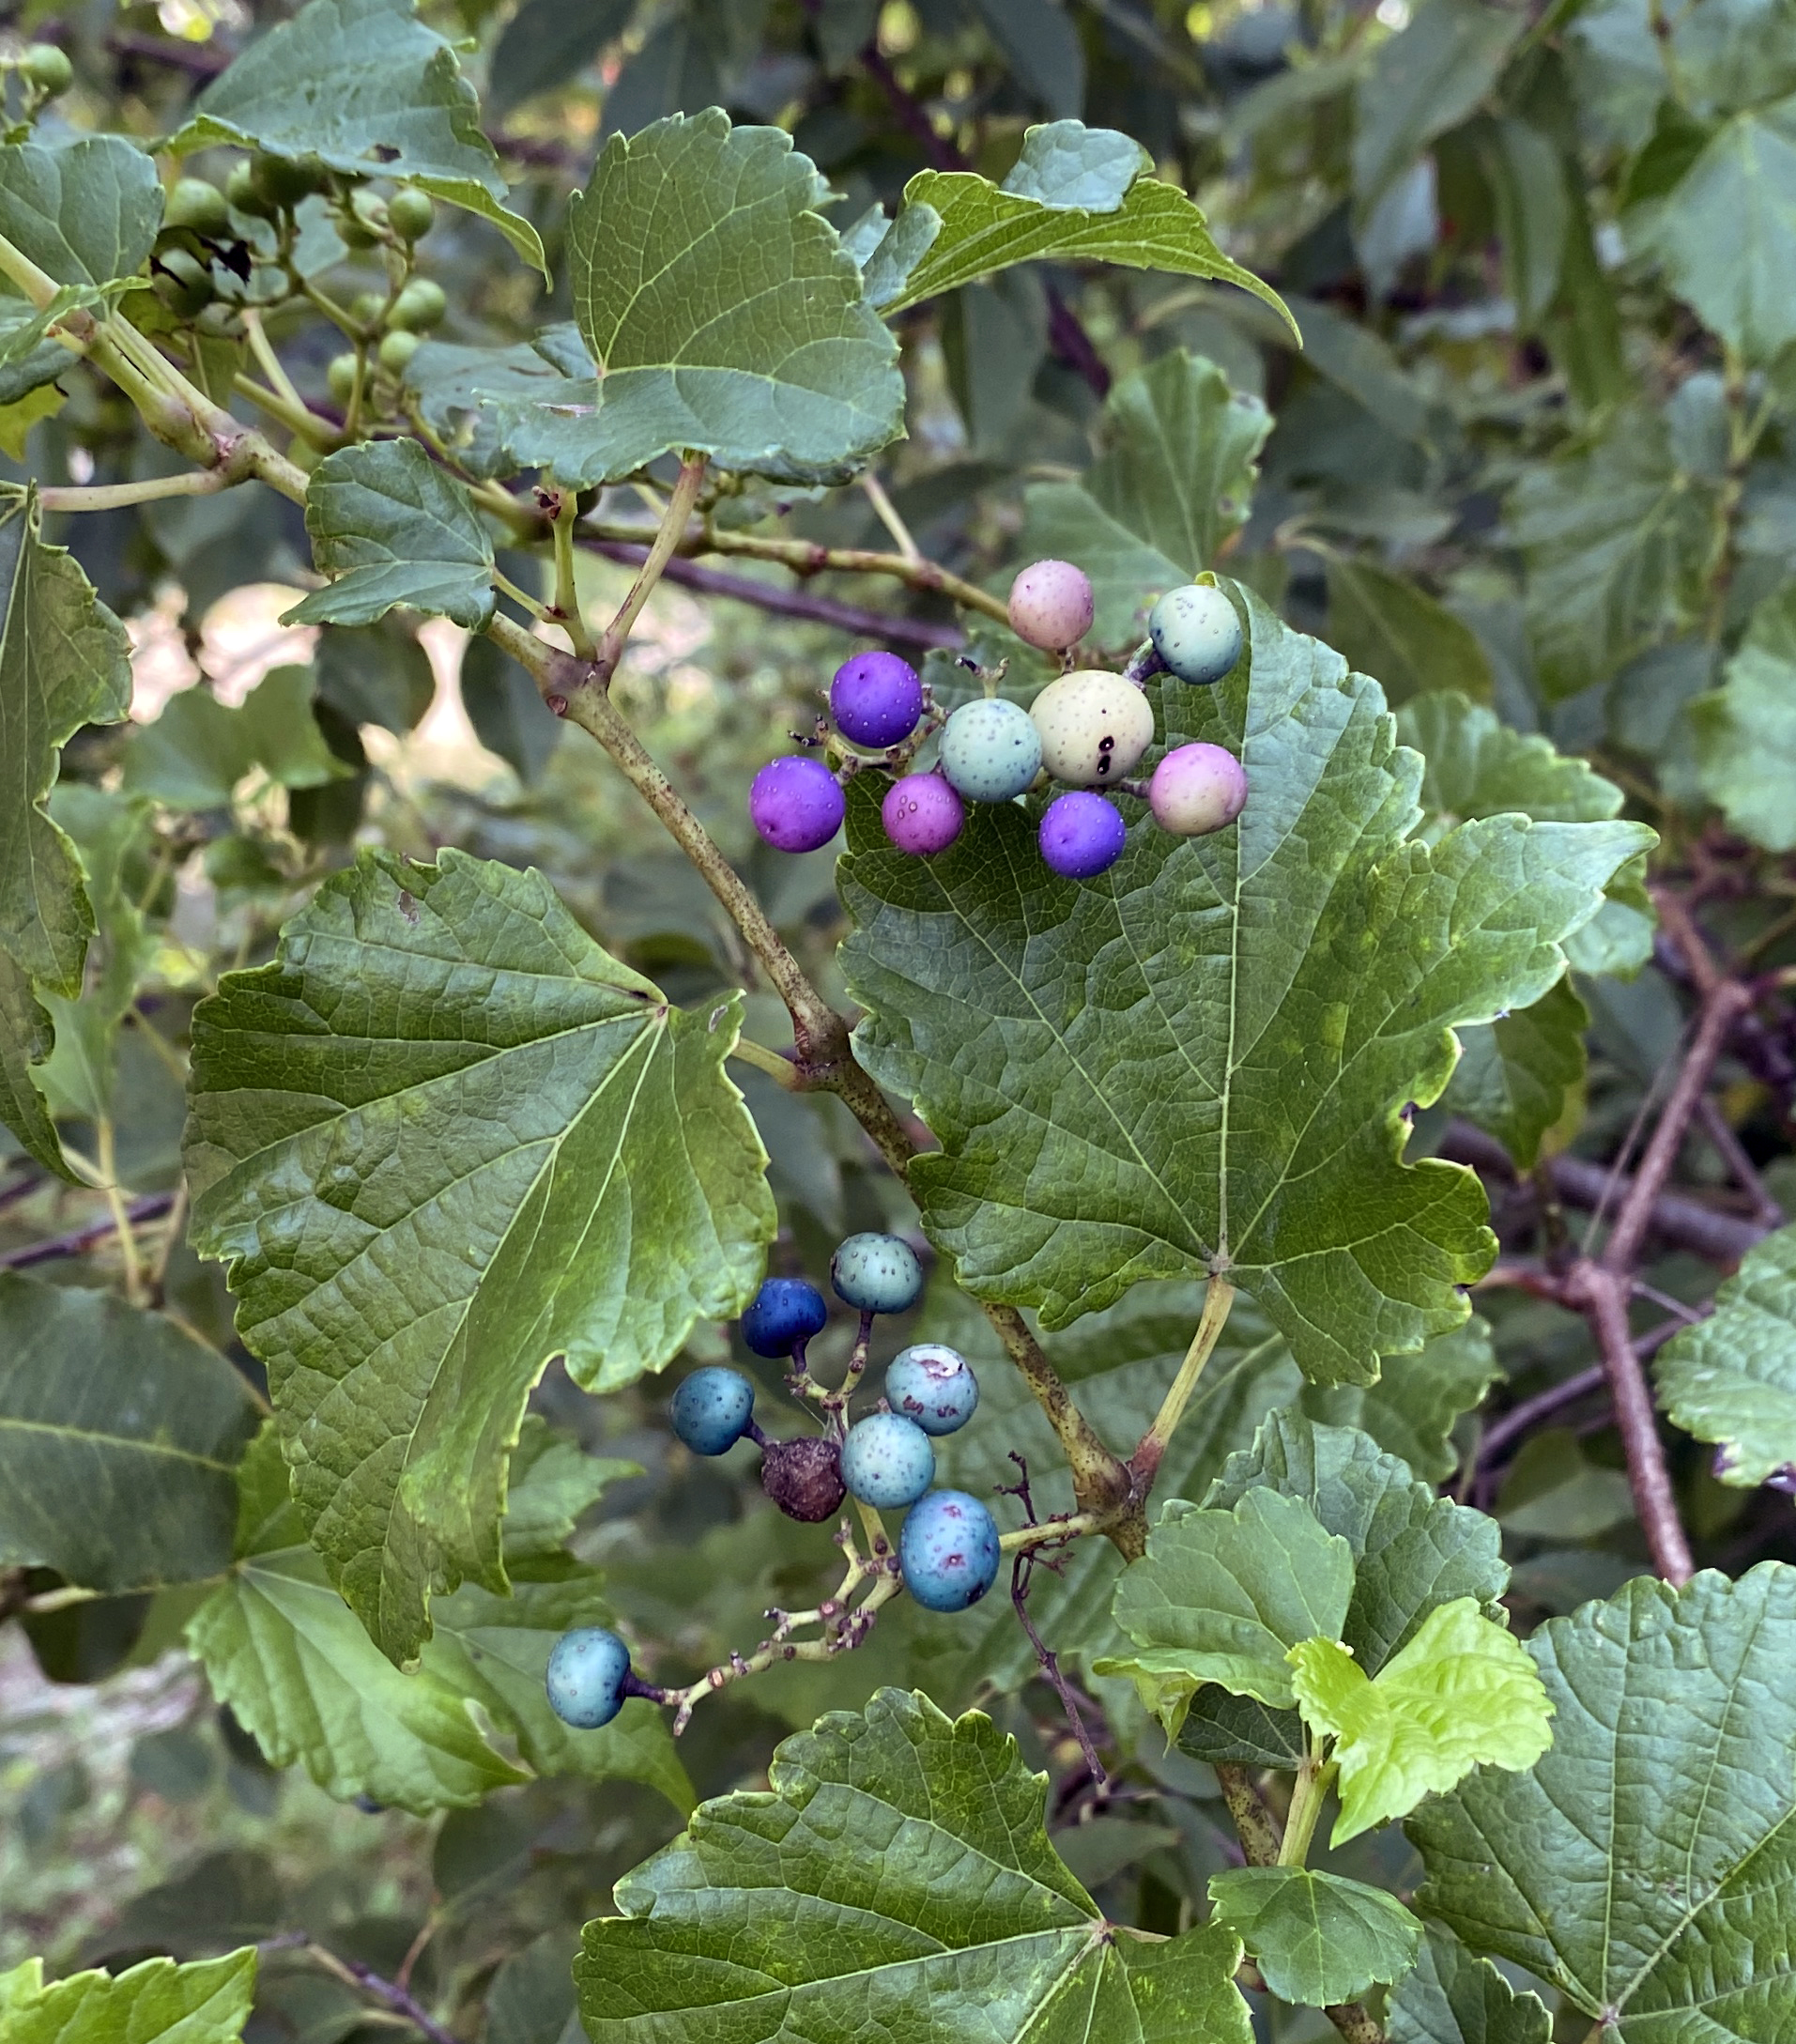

left=0, top=1949, right=256, bottom=2044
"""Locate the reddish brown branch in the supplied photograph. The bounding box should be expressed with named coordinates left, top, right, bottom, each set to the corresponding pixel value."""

left=0, top=1192, right=176, bottom=1270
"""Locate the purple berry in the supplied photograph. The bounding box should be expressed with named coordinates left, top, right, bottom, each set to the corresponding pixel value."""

left=1008, top=559, right=1095, bottom=653
left=830, top=650, right=923, bottom=748
left=882, top=772, right=964, bottom=855
left=749, top=755, right=845, bottom=853
left=1149, top=743, right=1248, bottom=836
left=1039, top=791, right=1127, bottom=879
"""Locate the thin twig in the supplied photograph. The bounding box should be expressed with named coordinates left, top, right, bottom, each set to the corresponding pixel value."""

left=257, top=1937, right=456, bottom=2044
left=0, top=1192, right=176, bottom=1269
left=599, top=454, right=709, bottom=674
left=1696, top=1096, right=1785, bottom=1226
left=1004, top=1454, right=1107, bottom=1789
left=38, top=469, right=230, bottom=514
left=860, top=470, right=921, bottom=561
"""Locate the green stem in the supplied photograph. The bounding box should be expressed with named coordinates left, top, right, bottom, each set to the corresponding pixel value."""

left=1131, top=1274, right=1235, bottom=1484
left=39, top=469, right=230, bottom=513
left=492, top=566, right=552, bottom=622
left=1277, top=1754, right=1338, bottom=1867
left=728, top=1037, right=800, bottom=1088
left=600, top=454, right=708, bottom=673
left=548, top=486, right=596, bottom=659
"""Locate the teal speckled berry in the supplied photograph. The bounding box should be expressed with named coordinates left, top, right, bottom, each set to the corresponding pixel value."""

left=669, top=1367, right=757, bottom=1456
left=899, top=1490, right=1001, bottom=1611
left=1148, top=583, right=1243, bottom=686
left=545, top=1626, right=631, bottom=1729
left=830, top=1232, right=923, bottom=1314
left=886, top=1344, right=979, bottom=1436
left=840, top=1411, right=935, bottom=1509
left=938, top=698, right=1041, bottom=803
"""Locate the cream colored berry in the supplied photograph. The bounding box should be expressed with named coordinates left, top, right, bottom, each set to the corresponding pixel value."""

left=1029, top=670, right=1156, bottom=787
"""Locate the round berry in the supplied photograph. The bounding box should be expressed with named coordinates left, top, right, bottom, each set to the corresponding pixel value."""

left=1008, top=559, right=1094, bottom=653
left=164, top=177, right=231, bottom=238
left=885, top=1343, right=979, bottom=1436
left=760, top=1436, right=847, bottom=1522
left=1149, top=743, right=1248, bottom=837
left=21, top=43, right=71, bottom=96
left=390, top=277, right=448, bottom=331
left=900, top=1490, right=1002, bottom=1611
left=378, top=329, right=421, bottom=375
left=831, top=1232, right=923, bottom=1315
left=545, top=1626, right=631, bottom=1729
left=388, top=187, right=436, bottom=242
left=225, top=161, right=274, bottom=220
left=1148, top=584, right=1243, bottom=687
left=881, top=772, right=964, bottom=856
left=831, top=650, right=923, bottom=748
left=938, top=698, right=1041, bottom=804
left=252, top=152, right=330, bottom=212
left=1039, top=791, right=1127, bottom=879
left=840, top=1412, right=936, bottom=1510
left=327, top=352, right=360, bottom=406
left=749, top=756, right=845, bottom=853
left=1029, top=669, right=1155, bottom=787
left=740, top=1276, right=829, bottom=1359
left=669, top=1366, right=757, bottom=1456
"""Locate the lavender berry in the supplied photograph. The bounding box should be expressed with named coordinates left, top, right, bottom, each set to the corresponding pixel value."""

left=830, top=650, right=924, bottom=748
left=882, top=772, right=965, bottom=855
left=1149, top=743, right=1249, bottom=836
left=1039, top=791, right=1127, bottom=879
left=1008, top=559, right=1095, bottom=653
left=749, top=755, right=845, bottom=853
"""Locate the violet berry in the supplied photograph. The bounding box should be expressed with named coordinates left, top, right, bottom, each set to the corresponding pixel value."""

left=749, top=755, right=845, bottom=853
left=830, top=650, right=924, bottom=748
left=1008, top=559, right=1095, bottom=653
left=1149, top=744, right=1248, bottom=836
left=1039, top=791, right=1127, bottom=879
left=882, top=772, right=964, bottom=855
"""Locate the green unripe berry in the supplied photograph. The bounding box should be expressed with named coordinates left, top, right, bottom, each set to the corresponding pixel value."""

left=155, top=247, right=214, bottom=318
left=21, top=44, right=72, bottom=95
left=388, top=187, right=435, bottom=241
left=164, top=177, right=231, bottom=238
left=350, top=290, right=387, bottom=327
left=389, top=278, right=446, bottom=331
left=376, top=329, right=421, bottom=375
left=225, top=161, right=273, bottom=219
left=327, top=352, right=361, bottom=405
left=251, top=151, right=328, bottom=212
left=337, top=213, right=381, bottom=249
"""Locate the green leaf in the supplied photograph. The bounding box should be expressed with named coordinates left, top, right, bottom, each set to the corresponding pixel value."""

left=1020, top=351, right=1272, bottom=646
left=1323, top=559, right=1496, bottom=707
left=460, top=630, right=561, bottom=783
left=1438, top=975, right=1589, bottom=1170
left=1302, top=1317, right=1499, bottom=1484
left=575, top=1688, right=1252, bottom=2044
left=867, top=119, right=1296, bottom=335
left=1098, top=1490, right=1355, bottom=1732
left=968, top=3, right=1084, bottom=120
left=488, top=0, right=634, bottom=117
left=169, top=0, right=546, bottom=275
left=1352, top=0, right=1527, bottom=217
left=557, top=112, right=902, bottom=485
left=315, top=621, right=437, bottom=735
left=0, top=953, right=69, bottom=1180
left=1475, top=117, right=1568, bottom=331
left=1411, top=1564, right=1796, bottom=2037
left=0, top=1271, right=261, bottom=1591
left=840, top=584, right=1653, bottom=1384
left=400, top=330, right=585, bottom=482
left=1694, top=580, right=1796, bottom=852
left=1207, top=1867, right=1421, bottom=2007
left=286, top=440, right=495, bottom=631
left=123, top=667, right=346, bottom=809
left=1387, top=1926, right=1550, bottom=2044
left=0, top=1949, right=256, bottom=2044
left=1656, top=1222, right=1796, bottom=1485
left=1291, top=1598, right=1554, bottom=1845
left=186, top=847, right=775, bottom=1665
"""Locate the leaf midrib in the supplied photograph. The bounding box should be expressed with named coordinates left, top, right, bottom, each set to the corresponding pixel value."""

left=0, top=1412, right=241, bottom=1471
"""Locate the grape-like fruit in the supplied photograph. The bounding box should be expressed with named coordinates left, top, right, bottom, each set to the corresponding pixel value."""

left=390, top=278, right=448, bottom=331
left=760, top=1436, right=847, bottom=1522
left=669, top=1366, right=757, bottom=1456
left=225, top=161, right=274, bottom=219
left=21, top=44, right=72, bottom=95
left=938, top=698, right=1041, bottom=803
left=881, top=773, right=964, bottom=856
left=1148, top=584, right=1243, bottom=686
left=840, top=1412, right=936, bottom=1509
left=749, top=755, right=845, bottom=853
left=327, top=352, right=361, bottom=405
left=545, top=1625, right=631, bottom=1729
left=389, top=187, right=436, bottom=242
left=885, top=1343, right=979, bottom=1436
left=740, top=1276, right=829, bottom=1358
left=165, top=177, right=231, bottom=238
left=900, top=1490, right=1001, bottom=1611
left=1039, top=791, right=1127, bottom=879
left=1029, top=669, right=1155, bottom=787
left=252, top=152, right=330, bottom=212
left=831, top=1232, right=923, bottom=1314
left=1007, top=559, right=1094, bottom=653
left=378, top=329, right=421, bottom=375
left=1149, top=743, right=1248, bottom=836
left=831, top=650, right=923, bottom=748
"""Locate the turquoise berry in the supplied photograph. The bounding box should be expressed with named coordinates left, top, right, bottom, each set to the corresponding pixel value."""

left=840, top=1411, right=935, bottom=1509
left=545, top=1626, right=631, bottom=1729
left=1148, top=583, right=1243, bottom=686
left=740, top=1276, right=829, bottom=1358
left=885, top=1343, right=979, bottom=1436
left=899, top=1490, right=1001, bottom=1611
left=670, top=1366, right=756, bottom=1456
left=938, top=698, right=1041, bottom=803
left=831, top=1232, right=922, bottom=1314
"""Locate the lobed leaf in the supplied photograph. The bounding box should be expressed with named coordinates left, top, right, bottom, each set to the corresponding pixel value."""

left=1302, top=1316, right=1498, bottom=1484
left=1207, top=1866, right=1420, bottom=2007
left=0, top=1949, right=256, bottom=2044
left=1386, top=1926, right=1550, bottom=2044
left=124, top=667, right=346, bottom=809
left=1352, top=0, right=1526, bottom=214
left=1655, top=1222, right=1796, bottom=1485
left=1324, top=561, right=1495, bottom=709
left=1693, top=580, right=1796, bottom=852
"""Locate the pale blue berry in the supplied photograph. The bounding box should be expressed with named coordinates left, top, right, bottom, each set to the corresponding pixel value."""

left=885, top=1344, right=979, bottom=1436
left=545, top=1626, right=631, bottom=1729
left=669, top=1367, right=756, bottom=1456
left=1148, top=583, right=1242, bottom=687
left=938, top=699, right=1041, bottom=803
left=840, top=1411, right=935, bottom=1509
left=899, top=1491, right=1001, bottom=1611
left=831, top=1232, right=923, bottom=1314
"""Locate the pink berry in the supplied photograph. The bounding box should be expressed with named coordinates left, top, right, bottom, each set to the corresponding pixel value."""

left=1039, top=790, right=1126, bottom=878
left=881, top=772, right=964, bottom=855
left=831, top=650, right=923, bottom=748
left=749, top=755, right=845, bottom=853
left=1149, top=744, right=1248, bottom=836
left=1008, top=559, right=1094, bottom=653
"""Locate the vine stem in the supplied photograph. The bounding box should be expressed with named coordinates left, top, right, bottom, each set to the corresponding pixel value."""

left=545, top=486, right=596, bottom=659
left=1277, top=1751, right=1338, bottom=1867
left=96, top=1118, right=146, bottom=1308
left=38, top=469, right=230, bottom=513
left=258, top=1937, right=455, bottom=2044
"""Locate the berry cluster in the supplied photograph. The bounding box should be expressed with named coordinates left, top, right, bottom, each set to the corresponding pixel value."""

left=747, top=561, right=1250, bottom=884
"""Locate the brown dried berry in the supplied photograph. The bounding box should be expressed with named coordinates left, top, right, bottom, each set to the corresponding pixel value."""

left=760, top=1436, right=846, bottom=1523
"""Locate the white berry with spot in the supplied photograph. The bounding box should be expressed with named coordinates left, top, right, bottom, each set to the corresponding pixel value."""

left=1029, top=670, right=1156, bottom=787
left=1007, top=559, right=1094, bottom=653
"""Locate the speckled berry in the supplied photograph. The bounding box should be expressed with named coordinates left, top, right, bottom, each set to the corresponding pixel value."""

left=885, top=1343, right=980, bottom=1436
left=1007, top=559, right=1094, bottom=653
left=545, top=1626, right=631, bottom=1729
left=900, top=1490, right=1001, bottom=1611
left=831, top=1232, right=923, bottom=1315
left=840, top=1411, right=936, bottom=1509
left=1029, top=670, right=1156, bottom=787
left=760, top=1435, right=847, bottom=1522
left=882, top=772, right=964, bottom=855
left=1148, top=583, right=1243, bottom=686
left=669, top=1366, right=757, bottom=1456
left=740, top=1277, right=829, bottom=1359
left=1149, top=743, right=1248, bottom=836
left=1039, top=791, right=1127, bottom=879
left=938, top=698, right=1041, bottom=804
left=749, top=755, right=846, bottom=853
left=831, top=650, right=923, bottom=748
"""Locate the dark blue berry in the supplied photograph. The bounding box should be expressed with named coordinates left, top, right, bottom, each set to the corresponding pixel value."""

left=899, top=1491, right=1001, bottom=1611
left=740, top=1277, right=829, bottom=1358
left=670, top=1366, right=757, bottom=1455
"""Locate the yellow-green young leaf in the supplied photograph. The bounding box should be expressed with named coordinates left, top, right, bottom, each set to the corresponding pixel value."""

left=1693, top=581, right=1796, bottom=853
left=1098, top=1490, right=1355, bottom=1733
left=1656, top=1222, right=1796, bottom=1486
left=867, top=118, right=1295, bottom=335
left=1206, top=1867, right=1421, bottom=2008
left=0, top=1948, right=256, bottom=2044
left=576, top=1689, right=1253, bottom=2044
left=123, top=667, right=347, bottom=810
left=1324, top=561, right=1496, bottom=709
left=1387, top=1926, right=1550, bottom=2044
left=168, top=0, right=545, bottom=274
left=1411, top=1565, right=1796, bottom=2039
left=186, top=848, right=775, bottom=1666
left=841, top=584, right=1653, bottom=1386
left=1289, top=1600, right=1553, bottom=1845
